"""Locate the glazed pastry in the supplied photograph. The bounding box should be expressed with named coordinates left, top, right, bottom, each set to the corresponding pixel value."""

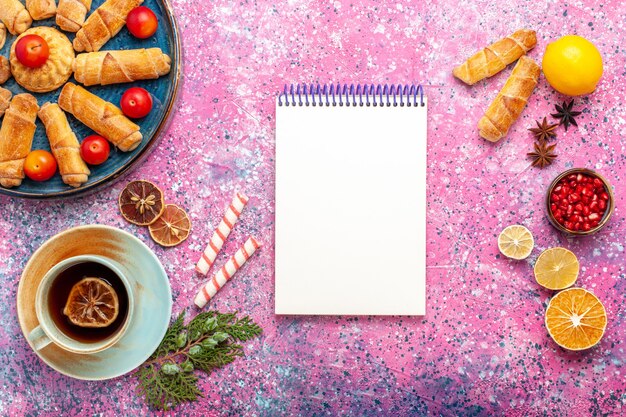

left=0, top=23, right=6, bottom=49
left=0, top=87, right=12, bottom=117
left=38, top=103, right=90, bottom=187
left=59, top=83, right=142, bottom=152
left=26, top=0, right=56, bottom=20
left=0, top=0, right=33, bottom=35
left=0, top=56, right=10, bottom=85
left=0, top=94, right=39, bottom=188
left=73, top=0, right=144, bottom=52
left=453, top=29, right=537, bottom=86
left=478, top=56, right=540, bottom=142
left=74, top=48, right=171, bottom=86
left=56, top=0, right=91, bottom=32
left=10, top=27, right=75, bottom=93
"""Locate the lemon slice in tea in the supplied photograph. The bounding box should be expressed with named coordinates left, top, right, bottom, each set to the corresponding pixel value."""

left=497, top=225, right=534, bottom=259
left=534, top=247, right=579, bottom=290
left=545, top=288, right=607, bottom=350
left=148, top=204, right=191, bottom=247
left=63, top=278, right=119, bottom=328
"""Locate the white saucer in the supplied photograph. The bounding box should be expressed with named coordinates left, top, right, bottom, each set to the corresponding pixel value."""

left=17, top=225, right=172, bottom=380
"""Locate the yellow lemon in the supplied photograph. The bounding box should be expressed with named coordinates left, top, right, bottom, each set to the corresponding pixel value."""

left=542, top=35, right=603, bottom=96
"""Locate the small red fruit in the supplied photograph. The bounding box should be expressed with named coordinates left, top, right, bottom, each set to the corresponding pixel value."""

left=126, top=7, right=158, bottom=39
left=24, top=150, right=57, bottom=181
left=80, top=135, right=110, bottom=165
left=120, top=87, right=153, bottom=119
left=15, top=34, right=49, bottom=68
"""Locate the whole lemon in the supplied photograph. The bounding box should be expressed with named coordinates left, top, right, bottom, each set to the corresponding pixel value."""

left=542, top=35, right=603, bottom=96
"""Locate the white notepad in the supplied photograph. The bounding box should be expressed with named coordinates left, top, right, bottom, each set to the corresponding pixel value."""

left=275, top=84, right=427, bottom=315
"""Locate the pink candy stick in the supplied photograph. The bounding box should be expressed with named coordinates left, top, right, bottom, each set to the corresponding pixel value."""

left=194, top=237, right=261, bottom=308
left=195, top=192, right=249, bottom=275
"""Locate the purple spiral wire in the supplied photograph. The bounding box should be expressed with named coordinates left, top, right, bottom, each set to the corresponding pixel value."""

left=278, top=83, right=425, bottom=107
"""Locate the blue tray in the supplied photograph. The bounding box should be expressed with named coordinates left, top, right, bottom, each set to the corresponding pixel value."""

left=0, top=0, right=181, bottom=199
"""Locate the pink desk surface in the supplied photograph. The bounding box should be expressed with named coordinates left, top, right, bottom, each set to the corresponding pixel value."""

left=1, top=1, right=624, bottom=416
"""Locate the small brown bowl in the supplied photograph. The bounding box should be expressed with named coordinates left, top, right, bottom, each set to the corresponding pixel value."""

left=546, top=168, right=615, bottom=236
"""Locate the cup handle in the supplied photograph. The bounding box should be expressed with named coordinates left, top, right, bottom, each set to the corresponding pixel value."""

left=28, top=325, right=52, bottom=351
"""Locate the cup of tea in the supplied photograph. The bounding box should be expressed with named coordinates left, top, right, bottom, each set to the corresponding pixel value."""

left=28, top=255, right=134, bottom=354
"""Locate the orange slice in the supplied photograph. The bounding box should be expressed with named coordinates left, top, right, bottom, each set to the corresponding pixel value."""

left=545, top=288, right=607, bottom=350
left=534, top=247, right=579, bottom=290
left=148, top=204, right=191, bottom=247
left=119, top=180, right=165, bottom=226
left=63, top=278, right=119, bottom=328
left=497, top=225, right=534, bottom=260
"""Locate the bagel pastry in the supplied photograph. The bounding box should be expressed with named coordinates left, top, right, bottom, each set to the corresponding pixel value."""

left=26, top=0, right=57, bottom=20
left=453, top=29, right=537, bottom=86
left=0, top=94, right=39, bottom=188
left=0, top=56, right=10, bottom=85
left=74, top=48, right=171, bottom=86
left=0, top=87, right=11, bottom=117
left=478, top=56, right=540, bottom=142
left=39, top=103, right=90, bottom=188
left=59, top=82, right=142, bottom=152
left=0, top=23, right=6, bottom=49
left=10, top=27, right=75, bottom=93
left=0, top=0, right=32, bottom=35
left=73, top=0, right=144, bottom=52
left=56, top=0, right=92, bottom=32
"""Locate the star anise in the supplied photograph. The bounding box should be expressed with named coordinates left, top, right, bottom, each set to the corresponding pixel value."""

left=528, top=117, right=558, bottom=142
left=551, top=100, right=582, bottom=131
left=527, top=141, right=557, bottom=168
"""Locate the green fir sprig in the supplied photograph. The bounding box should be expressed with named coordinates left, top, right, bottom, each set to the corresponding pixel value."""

left=135, top=310, right=262, bottom=411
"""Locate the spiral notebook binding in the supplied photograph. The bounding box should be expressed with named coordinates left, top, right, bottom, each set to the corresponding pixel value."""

left=278, top=83, right=425, bottom=107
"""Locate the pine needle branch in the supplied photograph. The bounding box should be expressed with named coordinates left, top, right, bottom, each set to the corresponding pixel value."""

left=134, top=309, right=262, bottom=411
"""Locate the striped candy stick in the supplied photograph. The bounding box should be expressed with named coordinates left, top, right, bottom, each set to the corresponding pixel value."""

left=195, top=192, right=249, bottom=275
left=194, top=237, right=261, bottom=308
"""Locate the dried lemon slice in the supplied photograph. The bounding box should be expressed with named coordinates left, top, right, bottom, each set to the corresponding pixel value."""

left=119, top=180, right=165, bottom=226
left=534, top=247, right=579, bottom=290
left=545, top=288, right=607, bottom=350
left=149, top=204, right=191, bottom=247
left=63, top=278, right=119, bottom=328
left=497, top=225, right=534, bottom=259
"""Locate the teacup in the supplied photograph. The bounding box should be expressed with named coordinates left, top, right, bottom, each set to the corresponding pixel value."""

left=28, top=255, right=135, bottom=354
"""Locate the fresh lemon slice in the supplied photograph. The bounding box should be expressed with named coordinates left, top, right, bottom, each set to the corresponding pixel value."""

left=545, top=288, right=607, bottom=350
left=534, top=247, right=579, bottom=290
left=497, top=225, right=534, bottom=260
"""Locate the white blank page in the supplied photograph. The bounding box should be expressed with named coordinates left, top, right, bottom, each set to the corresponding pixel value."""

left=275, top=98, right=427, bottom=315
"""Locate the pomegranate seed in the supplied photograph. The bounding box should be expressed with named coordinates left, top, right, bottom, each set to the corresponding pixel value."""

left=574, top=222, right=581, bottom=231
left=577, top=174, right=583, bottom=182
left=551, top=193, right=560, bottom=202
left=582, top=206, right=590, bottom=216
left=551, top=203, right=557, bottom=212
left=569, top=194, right=580, bottom=203
left=599, top=200, right=606, bottom=210
left=568, top=174, right=577, bottom=181
left=601, top=192, right=609, bottom=200
left=593, top=178, right=603, bottom=188
left=583, top=223, right=591, bottom=231
left=588, top=213, right=600, bottom=221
